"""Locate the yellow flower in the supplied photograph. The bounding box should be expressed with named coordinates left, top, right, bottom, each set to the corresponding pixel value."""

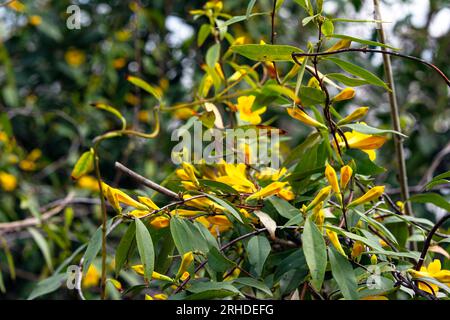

left=325, top=163, right=340, bottom=194
left=408, top=259, right=450, bottom=295
left=340, top=165, right=353, bottom=189
left=287, top=107, right=327, bottom=129
left=145, top=294, right=153, bottom=300
left=113, top=58, right=127, bottom=69
left=232, top=36, right=246, bottom=45
left=337, top=128, right=387, bottom=161
left=77, top=175, right=100, bottom=192
left=348, top=186, right=385, bottom=208
left=128, top=210, right=150, bottom=218
left=183, top=194, right=224, bottom=212
left=181, top=162, right=199, bottom=187
left=326, top=39, right=352, bottom=52
left=305, top=186, right=332, bottom=212
left=29, top=15, right=42, bottom=26
left=215, top=163, right=256, bottom=193
left=132, top=265, right=174, bottom=282
left=138, top=196, right=159, bottom=210
left=0, top=171, right=17, bottom=192
left=246, top=181, right=287, bottom=202
left=333, top=88, right=356, bottom=102
left=312, top=202, right=325, bottom=230
left=180, top=271, right=190, bottom=281
left=107, top=279, right=123, bottom=291
left=176, top=252, right=194, bottom=279
left=153, top=293, right=168, bottom=300
left=337, top=107, right=369, bottom=125
left=326, top=229, right=346, bottom=257
left=65, top=49, right=86, bottom=67
left=150, top=216, right=170, bottom=229
left=224, top=267, right=241, bottom=281
left=278, top=185, right=295, bottom=201
left=82, top=265, right=100, bottom=288
left=256, top=167, right=288, bottom=181
left=101, top=182, right=148, bottom=211
left=8, top=0, right=26, bottom=12
left=371, top=254, right=378, bottom=265
left=351, top=241, right=365, bottom=259
left=236, top=95, right=266, bottom=125
left=173, top=108, right=196, bottom=120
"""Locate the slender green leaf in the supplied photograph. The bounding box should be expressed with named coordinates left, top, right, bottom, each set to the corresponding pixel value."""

left=70, top=149, right=94, bottom=180
left=135, top=219, right=155, bottom=281
left=231, top=44, right=302, bottom=62
left=409, top=193, right=450, bottom=212
left=302, top=217, right=327, bottom=291
left=246, top=235, right=271, bottom=276
left=328, top=247, right=359, bottom=300
left=115, top=221, right=136, bottom=277
left=28, top=228, right=53, bottom=272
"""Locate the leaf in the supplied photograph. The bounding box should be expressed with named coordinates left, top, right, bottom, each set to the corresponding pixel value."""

left=329, top=34, right=399, bottom=50
left=92, top=103, right=126, bottom=130
left=82, top=219, right=113, bottom=275
left=321, top=18, right=334, bottom=36
left=254, top=211, right=277, bottom=239
left=294, top=0, right=308, bottom=11
left=425, top=171, right=450, bottom=191
left=327, top=57, right=388, bottom=89
left=346, top=149, right=385, bottom=176
left=70, top=149, right=94, bottom=180
left=343, top=123, right=407, bottom=138
left=0, top=268, right=5, bottom=293
left=205, top=193, right=243, bottom=223
left=115, top=222, right=136, bottom=277
left=28, top=228, right=53, bottom=272
left=127, top=75, right=162, bottom=101
left=326, top=73, right=371, bottom=87
left=135, top=219, right=155, bottom=282
left=233, top=277, right=273, bottom=296
left=328, top=247, right=359, bottom=300
left=197, top=24, right=210, bottom=47
left=302, top=218, right=327, bottom=291
left=298, top=86, right=326, bottom=106
left=409, top=193, right=450, bottom=212
left=185, top=282, right=240, bottom=300
left=246, top=235, right=271, bottom=276
left=246, top=0, right=257, bottom=18
left=283, top=132, right=321, bottom=168
left=231, top=44, right=303, bottom=62
left=206, top=43, right=221, bottom=68
left=27, top=273, right=66, bottom=300
left=222, top=12, right=268, bottom=28
left=207, top=247, right=235, bottom=272
left=268, top=196, right=300, bottom=219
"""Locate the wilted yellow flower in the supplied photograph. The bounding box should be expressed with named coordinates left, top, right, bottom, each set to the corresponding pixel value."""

left=340, top=165, right=353, bottom=189
left=337, top=107, right=369, bottom=125
left=29, top=15, right=42, bottom=26
left=305, top=186, right=332, bottom=212
left=326, top=229, right=346, bottom=257
left=333, top=88, right=356, bottom=102
left=65, top=49, right=86, bottom=67
left=246, top=181, right=287, bottom=202
left=82, top=265, right=100, bottom=288
left=351, top=241, right=365, bottom=259
left=0, top=171, right=17, bottom=192
left=77, top=175, right=99, bottom=192
left=150, top=216, right=170, bottom=229
left=177, top=252, right=194, bottom=279
left=348, top=186, right=385, bottom=207
left=236, top=96, right=266, bottom=125
left=408, top=259, right=450, bottom=295
left=131, top=265, right=174, bottom=282
left=287, top=107, right=327, bottom=129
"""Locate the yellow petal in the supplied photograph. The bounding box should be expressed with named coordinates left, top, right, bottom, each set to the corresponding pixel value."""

left=348, top=186, right=385, bottom=207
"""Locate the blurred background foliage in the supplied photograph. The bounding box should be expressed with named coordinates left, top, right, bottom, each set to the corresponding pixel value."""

left=0, top=0, right=448, bottom=299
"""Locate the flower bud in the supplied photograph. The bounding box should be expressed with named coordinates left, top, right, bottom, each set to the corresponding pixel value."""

left=337, top=107, right=369, bottom=125
left=348, top=186, right=385, bottom=207
left=333, top=88, right=356, bottom=102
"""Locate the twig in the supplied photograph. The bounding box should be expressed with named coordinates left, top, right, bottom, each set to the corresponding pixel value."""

left=270, top=0, right=281, bottom=84
left=115, top=161, right=181, bottom=199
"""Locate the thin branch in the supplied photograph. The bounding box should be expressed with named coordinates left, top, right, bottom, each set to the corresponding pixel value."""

left=270, top=0, right=281, bottom=84
left=115, top=161, right=181, bottom=199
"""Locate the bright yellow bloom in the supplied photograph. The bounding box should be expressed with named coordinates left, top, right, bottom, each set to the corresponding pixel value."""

left=128, top=210, right=150, bottom=218
left=351, top=241, right=365, bottom=259
left=337, top=107, right=369, bottom=125
left=337, top=128, right=387, bottom=161
left=82, top=265, right=100, bottom=288
left=154, top=293, right=168, bottom=300
left=215, top=163, right=256, bottom=193
left=340, top=165, right=353, bottom=189
left=177, top=251, right=194, bottom=279
left=326, top=229, right=346, bottom=257
left=107, top=279, right=123, bottom=291
left=224, top=267, right=241, bottom=281
left=65, top=49, right=86, bottom=67
left=180, top=271, right=190, bottom=281
left=312, top=202, right=325, bottom=230
left=408, top=259, right=450, bottom=295
left=138, top=196, right=159, bottom=210
left=333, top=88, right=356, bottom=102
left=183, top=194, right=225, bottom=212
left=278, top=185, right=295, bottom=201
left=181, top=162, right=199, bottom=186
left=0, top=171, right=17, bottom=192
left=325, top=163, right=340, bottom=194
left=305, top=186, right=332, bottom=212
left=131, top=265, right=174, bottom=282
left=287, top=107, right=327, bottom=129
left=207, top=215, right=232, bottom=226
left=150, top=216, right=170, bottom=229
left=236, top=95, right=266, bottom=125
left=232, top=36, right=246, bottom=46
left=29, top=15, right=42, bottom=26
left=8, top=0, right=25, bottom=12
left=256, top=167, right=288, bottom=181
left=145, top=294, right=153, bottom=300
left=348, top=186, right=385, bottom=208
left=371, top=254, right=378, bottom=265
left=77, top=175, right=99, bottom=192
left=101, top=182, right=147, bottom=210
left=170, top=209, right=204, bottom=216
left=246, top=181, right=287, bottom=202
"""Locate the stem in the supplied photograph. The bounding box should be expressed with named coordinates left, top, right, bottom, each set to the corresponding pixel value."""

left=270, top=0, right=281, bottom=84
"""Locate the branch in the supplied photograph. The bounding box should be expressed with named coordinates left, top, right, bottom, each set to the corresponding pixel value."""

left=115, top=161, right=181, bottom=199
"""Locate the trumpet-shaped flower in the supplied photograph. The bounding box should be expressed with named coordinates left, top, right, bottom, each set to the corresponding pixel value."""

left=246, top=181, right=287, bottom=202
left=326, top=229, right=346, bottom=257
left=337, top=129, right=387, bottom=161
left=176, top=252, right=194, bottom=279
left=325, top=163, right=340, bottom=194
left=287, top=107, right=327, bottom=129
left=348, top=186, right=385, bottom=208
left=305, top=186, right=332, bottom=212
left=215, top=163, right=256, bottom=193
left=337, top=107, right=369, bottom=125
left=408, top=259, right=450, bottom=295
left=333, top=88, right=356, bottom=102
left=340, top=165, right=353, bottom=189
left=236, top=95, right=266, bottom=125
left=150, top=216, right=170, bottom=229
left=132, top=265, right=174, bottom=282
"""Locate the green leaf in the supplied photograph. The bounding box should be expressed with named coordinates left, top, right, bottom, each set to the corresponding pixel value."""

left=425, top=171, right=450, bottom=191
left=222, top=12, right=268, bottom=28
left=207, top=247, right=235, bottom=273
left=321, top=18, right=334, bottom=36
left=28, top=228, right=53, bottom=272
left=197, top=24, right=210, bottom=47
left=302, top=217, right=327, bottom=291
left=205, top=193, right=243, bottom=223
left=70, top=149, right=94, bottom=180
left=135, top=219, right=155, bottom=282
left=328, top=34, right=399, bottom=50
left=231, top=44, right=303, bottom=62
left=283, top=132, right=321, bottom=168
left=115, top=222, right=136, bottom=277
left=185, top=282, right=240, bottom=300
left=328, top=247, right=359, bottom=300
left=268, top=196, right=299, bottom=219
left=92, top=103, right=127, bottom=130
left=246, top=235, right=271, bottom=276
left=0, top=268, right=5, bottom=293
left=294, top=0, right=308, bottom=11
left=298, top=86, right=326, bottom=106
left=346, top=149, right=385, bottom=176
left=82, top=219, right=112, bottom=275
left=343, top=123, right=407, bottom=138
left=127, top=75, right=162, bottom=101
left=206, top=43, right=221, bottom=68
left=233, top=277, right=273, bottom=296
left=327, top=57, right=388, bottom=89
left=326, top=73, right=371, bottom=87
left=198, top=179, right=239, bottom=194
left=246, top=0, right=257, bottom=18
left=28, top=273, right=66, bottom=300
left=409, top=193, right=450, bottom=212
